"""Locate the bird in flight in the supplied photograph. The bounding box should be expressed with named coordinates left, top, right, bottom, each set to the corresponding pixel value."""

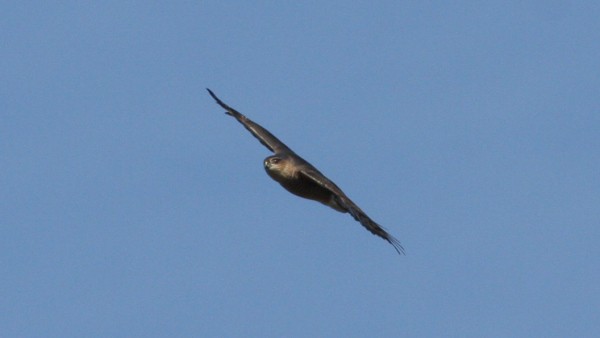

left=207, top=89, right=404, bottom=255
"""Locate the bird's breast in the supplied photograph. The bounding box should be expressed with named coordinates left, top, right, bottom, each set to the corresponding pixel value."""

left=271, top=173, right=343, bottom=212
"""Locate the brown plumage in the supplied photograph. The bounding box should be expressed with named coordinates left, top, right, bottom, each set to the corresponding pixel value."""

left=207, top=88, right=404, bottom=255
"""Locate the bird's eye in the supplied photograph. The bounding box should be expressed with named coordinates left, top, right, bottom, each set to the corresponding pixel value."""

left=271, top=158, right=280, bottom=164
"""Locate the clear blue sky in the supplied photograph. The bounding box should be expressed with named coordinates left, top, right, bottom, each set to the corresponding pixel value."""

left=2, top=2, right=599, bottom=337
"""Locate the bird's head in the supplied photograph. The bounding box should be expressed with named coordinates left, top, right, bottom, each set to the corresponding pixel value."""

left=264, top=155, right=294, bottom=181
left=264, top=155, right=284, bottom=170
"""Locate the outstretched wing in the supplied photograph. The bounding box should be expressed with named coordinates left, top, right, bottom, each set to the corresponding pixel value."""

left=207, top=88, right=292, bottom=154
left=300, top=168, right=405, bottom=255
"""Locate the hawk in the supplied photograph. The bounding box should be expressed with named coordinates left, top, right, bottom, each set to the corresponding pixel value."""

left=207, top=89, right=404, bottom=255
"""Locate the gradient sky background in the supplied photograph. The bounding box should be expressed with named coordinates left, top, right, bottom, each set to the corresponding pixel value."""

left=2, top=2, right=599, bottom=337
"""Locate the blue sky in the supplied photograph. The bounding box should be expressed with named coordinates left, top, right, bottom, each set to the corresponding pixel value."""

left=2, top=1, right=599, bottom=337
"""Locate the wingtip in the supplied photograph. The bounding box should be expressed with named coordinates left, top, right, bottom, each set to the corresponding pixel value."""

left=206, top=88, right=217, bottom=100
left=206, top=89, right=238, bottom=117
left=206, top=88, right=226, bottom=108
left=382, top=231, right=405, bottom=256
left=389, top=237, right=406, bottom=256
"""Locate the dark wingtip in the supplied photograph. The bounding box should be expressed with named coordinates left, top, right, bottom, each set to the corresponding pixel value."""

left=374, top=223, right=405, bottom=256
left=387, top=235, right=406, bottom=256
left=206, top=88, right=219, bottom=102
left=206, top=88, right=234, bottom=115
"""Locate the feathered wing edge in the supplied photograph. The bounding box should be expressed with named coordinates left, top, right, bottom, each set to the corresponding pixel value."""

left=207, top=88, right=292, bottom=154
left=300, top=169, right=405, bottom=255
left=337, top=197, right=406, bottom=255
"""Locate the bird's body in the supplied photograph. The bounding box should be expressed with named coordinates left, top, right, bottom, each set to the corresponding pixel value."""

left=207, top=89, right=404, bottom=255
left=264, top=154, right=346, bottom=212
